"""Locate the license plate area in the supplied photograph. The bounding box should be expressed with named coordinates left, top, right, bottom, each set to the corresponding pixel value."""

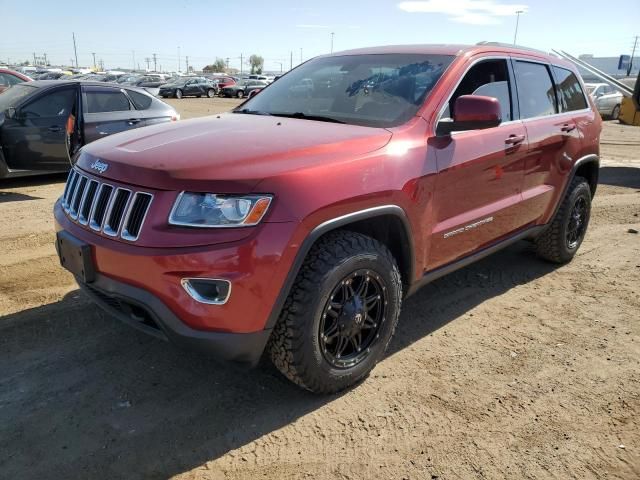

left=56, top=231, right=96, bottom=283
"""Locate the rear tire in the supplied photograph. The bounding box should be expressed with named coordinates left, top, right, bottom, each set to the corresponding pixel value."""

left=236, top=90, right=244, bottom=99
left=612, top=104, right=620, bottom=120
left=268, top=231, right=403, bottom=394
left=535, top=176, right=591, bottom=263
left=207, top=89, right=215, bottom=98
left=175, top=89, right=183, bottom=99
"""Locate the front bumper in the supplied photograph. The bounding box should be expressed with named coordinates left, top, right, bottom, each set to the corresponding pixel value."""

left=79, top=272, right=271, bottom=365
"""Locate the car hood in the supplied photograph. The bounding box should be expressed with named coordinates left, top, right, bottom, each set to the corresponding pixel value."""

left=75, top=113, right=392, bottom=192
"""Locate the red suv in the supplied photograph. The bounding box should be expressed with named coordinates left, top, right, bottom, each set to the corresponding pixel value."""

left=54, top=43, right=601, bottom=393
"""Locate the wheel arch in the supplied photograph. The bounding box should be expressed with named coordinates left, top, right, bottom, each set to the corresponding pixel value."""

left=573, top=154, right=599, bottom=197
left=264, top=205, right=415, bottom=330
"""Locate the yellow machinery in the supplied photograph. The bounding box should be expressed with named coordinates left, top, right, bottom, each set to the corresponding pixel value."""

left=618, top=70, right=640, bottom=126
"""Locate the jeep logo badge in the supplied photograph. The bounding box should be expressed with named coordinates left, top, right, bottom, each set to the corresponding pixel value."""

left=90, top=160, right=109, bottom=174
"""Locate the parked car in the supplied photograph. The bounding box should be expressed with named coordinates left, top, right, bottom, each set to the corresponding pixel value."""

left=54, top=43, right=601, bottom=393
left=221, top=79, right=268, bottom=98
left=0, top=68, right=32, bottom=94
left=0, top=80, right=178, bottom=179
left=585, top=82, right=623, bottom=119
left=35, top=71, right=72, bottom=80
left=211, top=76, right=236, bottom=92
left=158, top=77, right=217, bottom=98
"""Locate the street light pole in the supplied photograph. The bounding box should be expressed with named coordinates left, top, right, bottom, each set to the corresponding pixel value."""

left=330, top=32, right=335, bottom=53
left=513, top=10, right=524, bottom=45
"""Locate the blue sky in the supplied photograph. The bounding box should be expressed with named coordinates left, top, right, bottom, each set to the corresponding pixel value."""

left=2, top=0, right=638, bottom=71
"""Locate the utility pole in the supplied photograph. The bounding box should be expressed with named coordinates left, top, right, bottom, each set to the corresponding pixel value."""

left=513, top=10, right=524, bottom=44
left=145, top=57, right=150, bottom=70
left=290, top=51, right=293, bottom=70
left=152, top=53, right=157, bottom=72
left=72, top=32, right=78, bottom=68
left=43, top=53, right=48, bottom=66
left=132, top=50, right=135, bottom=71
left=240, top=53, right=243, bottom=76
left=185, top=56, right=189, bottom=73
left=331, top=32, right=335, bottom=53
left=300, top=48, right=303, bottom=64
left=33, top=52, right=36, bottom=66
left=628, top=36, right=639, bottom=77
left=92, top=52, right=96, bottom=69
left=226, top=57, right=230, bottom=70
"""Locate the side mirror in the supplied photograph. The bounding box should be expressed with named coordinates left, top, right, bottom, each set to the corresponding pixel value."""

left=438, top=95, right=502, bottom=136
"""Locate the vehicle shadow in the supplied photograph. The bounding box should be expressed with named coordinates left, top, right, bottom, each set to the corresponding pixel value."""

left=0, top=191, right=42, bottom=203
left=0, top=172, right=68, bottom=189
left=0, top=240, right=557, bottom=479
left=598, top=166, right=640, bottom=190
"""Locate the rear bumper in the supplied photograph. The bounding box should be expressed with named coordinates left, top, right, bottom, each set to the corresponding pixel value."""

left=78, top=272, right=272, bottom=365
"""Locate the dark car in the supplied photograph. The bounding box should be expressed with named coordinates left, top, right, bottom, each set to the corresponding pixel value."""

left=0, top=80, right=178, bottom=179
left=221, top=79, right=268, bottom=98
left=0, top=68, right=32, bottom=93
left=158, top=77, right=217, bottom=98
left=36, top=71, right=71, bottom=81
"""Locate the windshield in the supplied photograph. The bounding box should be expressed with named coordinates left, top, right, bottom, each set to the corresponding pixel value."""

left=0, top=84, right=36, bottom=110
left=237, top=53, right=454, bottom=128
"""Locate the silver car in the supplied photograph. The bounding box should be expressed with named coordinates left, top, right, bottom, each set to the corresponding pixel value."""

left=585, top=82, right=623, bottom=119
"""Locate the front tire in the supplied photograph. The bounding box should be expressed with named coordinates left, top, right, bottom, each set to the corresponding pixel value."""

left=175, top=89, right=183, bottom=99
left=236, top=90, right=244, bottom=99
left=207, top=89, right=215, bottom=98
left=268, top=231, right=402, bottom=394
left=535, top=176, right=592, bottom=263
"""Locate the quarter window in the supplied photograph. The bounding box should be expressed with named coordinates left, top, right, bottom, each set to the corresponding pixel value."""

left=513, top=61, right=557, bottom=118
left=127, top=90, right=153, bottom=110
left=553, top=66, right=588, bottom=112
left=441, top=59, right=513, bottom=122
left=86, top=88, right=131, bottom=113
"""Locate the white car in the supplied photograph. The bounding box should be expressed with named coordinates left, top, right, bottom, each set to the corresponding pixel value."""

left=585, top=83, right=623, bottom=119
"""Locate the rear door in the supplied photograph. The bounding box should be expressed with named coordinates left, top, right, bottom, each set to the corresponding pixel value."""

left=515, top=60, right=587, bottom=224
left=2, top=85, right=78, bottom=171
left=429, top=57, right=528, bottom=268
left=81, top=85, right=141, bottom=144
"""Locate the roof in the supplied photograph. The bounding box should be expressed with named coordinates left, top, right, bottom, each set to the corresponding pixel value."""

left=24, top=80, right=151, bottom=93
left=325, top=43, right=563, bottom=64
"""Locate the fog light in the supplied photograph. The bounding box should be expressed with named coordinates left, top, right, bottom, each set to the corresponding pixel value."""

left=181, top=278, right=231, bottom=305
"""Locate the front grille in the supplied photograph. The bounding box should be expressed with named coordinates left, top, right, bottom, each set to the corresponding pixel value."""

left=62, top=168, right=153, bottom=242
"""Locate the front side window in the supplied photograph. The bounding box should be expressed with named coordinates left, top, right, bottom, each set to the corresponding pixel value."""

left=513, top=61, right=557, bottom=118
left=22, top=88, right=76, bottom=117
left=552, top=66, right=588, bottom=112
left=85, top=88, right=131, bottom=113
left=237, top=53, right=455, bottom=128
left=441, top=58, right=512, bottom=122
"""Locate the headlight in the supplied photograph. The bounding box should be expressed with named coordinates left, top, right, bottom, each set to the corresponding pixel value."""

left=169, top=192, right=272, bottom=228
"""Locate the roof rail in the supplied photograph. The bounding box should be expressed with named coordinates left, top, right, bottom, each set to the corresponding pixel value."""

left=475, top=41, right=557, bottom=57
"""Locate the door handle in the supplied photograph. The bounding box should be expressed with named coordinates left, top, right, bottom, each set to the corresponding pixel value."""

left=561, top=123, right=576, bottom=133
left=48, top=125, right=62, bottom=132
left=127, top=119, right=142, bottom=125
left=505, top=134, right=525, bottom=145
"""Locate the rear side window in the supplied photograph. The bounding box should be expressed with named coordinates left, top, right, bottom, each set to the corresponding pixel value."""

left=86, top=88, right=131, bottom=113
left=552, top=66, right=588, bottom=112
left=513, top=61, right=557, bottom=118
left=127, top=90, right=153, bottom=109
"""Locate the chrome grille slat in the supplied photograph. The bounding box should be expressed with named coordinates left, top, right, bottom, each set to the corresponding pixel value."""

left=61, top=167, right=153, bottom=242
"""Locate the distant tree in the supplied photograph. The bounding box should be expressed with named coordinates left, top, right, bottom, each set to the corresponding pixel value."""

left=249, top=54, right=264, bottom=74
left=203, top=58, right=227, bottom=73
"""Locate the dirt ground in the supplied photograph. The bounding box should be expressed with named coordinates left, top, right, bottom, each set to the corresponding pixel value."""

left=1, top=99, right=639, bottom=480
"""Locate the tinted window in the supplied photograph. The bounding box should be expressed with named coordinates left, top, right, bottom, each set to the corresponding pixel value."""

left=0, top=84, right=36, bottom=110
left=127, top=90, right=153, bottom=109
left=441, top=59, right=512, bottom=122
left=240, top=53, right=455, bottom=128
left=514, top=61, right=557, bottom=118
left=22, top=88, right=76, bottom=117
left=86, top=88, right=131, bottom=113
left=552, top=66, right=588, bottom=112
left=0, top=73, right=22, bottom=86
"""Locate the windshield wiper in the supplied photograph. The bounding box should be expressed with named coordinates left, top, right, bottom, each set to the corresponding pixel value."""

left=271, top=112, right=345, bottom=124
left=233, top=108, right=272, bottom=116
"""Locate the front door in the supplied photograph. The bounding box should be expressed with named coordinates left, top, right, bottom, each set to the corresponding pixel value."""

left=428, top=58, right=528, bottom=269
left=2, top=86, right=78, bottom=171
